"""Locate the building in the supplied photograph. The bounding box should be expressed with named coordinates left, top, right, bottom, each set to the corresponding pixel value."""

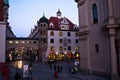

left=29, top=10, right=80, bottom=62
left=0, top=0, right=9, bottom=63
left=75, top=0, right=120, bottom=79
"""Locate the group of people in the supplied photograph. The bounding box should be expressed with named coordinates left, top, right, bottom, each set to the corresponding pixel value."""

left=14, top=72, right=21, bottom=80
left=49, top=64, right=63, bottom=78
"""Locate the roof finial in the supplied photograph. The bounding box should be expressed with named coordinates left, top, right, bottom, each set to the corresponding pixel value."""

left=57, top=8, right=62, bottom=18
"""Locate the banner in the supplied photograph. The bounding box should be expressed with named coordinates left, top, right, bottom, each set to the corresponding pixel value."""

left=0, top=0, right=4, bottom=21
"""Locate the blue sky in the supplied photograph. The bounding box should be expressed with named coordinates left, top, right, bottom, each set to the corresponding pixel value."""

left=8, top=0, right=78, bottom=37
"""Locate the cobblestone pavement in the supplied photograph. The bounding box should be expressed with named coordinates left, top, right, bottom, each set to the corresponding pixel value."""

left=1, top=61, right=109, bottom=80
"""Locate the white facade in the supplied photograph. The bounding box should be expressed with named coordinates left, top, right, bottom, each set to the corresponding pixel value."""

left=46, top=30, right=79, bottom=57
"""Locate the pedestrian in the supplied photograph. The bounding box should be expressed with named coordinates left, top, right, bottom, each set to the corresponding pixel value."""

left=54, top=71, right=58, bottom=78
left=54, top=65, right=56, bottom=71
left=14, top=72, right=19, bottom=80
left=57, top=65, right=60, bottom=72
left=60, top=66, right=62, bottom=73
left=68, top=67, right=71, bottom=74
left=49, top=64, right=52, bottom=69
left=18, top=73, right=21, bottom=80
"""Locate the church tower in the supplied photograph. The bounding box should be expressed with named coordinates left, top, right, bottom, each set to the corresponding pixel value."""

left=0, top=0, right=9, bottom=63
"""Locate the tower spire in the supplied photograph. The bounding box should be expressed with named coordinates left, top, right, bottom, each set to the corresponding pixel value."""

left=56, top=9, right=62, bottom=19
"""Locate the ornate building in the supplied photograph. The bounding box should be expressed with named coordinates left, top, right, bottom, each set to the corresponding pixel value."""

left=75, top=0, right=120, bottom=79
left=29, top=10, right=80, bottom=62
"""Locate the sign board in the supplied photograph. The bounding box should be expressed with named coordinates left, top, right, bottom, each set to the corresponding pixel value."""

left=23, top=65, right=29, bottom=77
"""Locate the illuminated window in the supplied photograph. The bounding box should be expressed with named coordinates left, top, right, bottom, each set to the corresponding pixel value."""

left=51, top=46, right=55, bottom=51
left=50, top=31, right=54, bottom=36
left=15, top=41, right=19, bottom=44
left=21, top=41, right=25, bottom=44
left=9, top=41, right=13, bottom=44
left=75, top=46, right=79, bottom=51
left=59, top=39, right=63, bottom=44
left=59, top=46, right=63, bottom=51
left=59, top=31, right=63, bottom=36
left=75, top=32, right=79, bottom=37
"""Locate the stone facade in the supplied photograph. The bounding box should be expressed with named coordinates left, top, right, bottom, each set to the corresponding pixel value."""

left=75, top=0, right=120, bottom=78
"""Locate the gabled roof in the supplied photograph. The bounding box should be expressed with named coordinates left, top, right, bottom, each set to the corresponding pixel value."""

left=48, top=17, right=75, bottom=30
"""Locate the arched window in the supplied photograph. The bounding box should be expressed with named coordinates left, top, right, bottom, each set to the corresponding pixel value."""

left=51, top=46, right=55, bottom=51
left=50, top=38, right=54, bottom=43
left=92, top=4, right=98, bottom=23
left=59, top=46, right=63, bottom=51
left=67, top=32, right=71, bottom=36
left=50, top=31, right=54, bottom=36
left=59, top=31, right=63, bottom=36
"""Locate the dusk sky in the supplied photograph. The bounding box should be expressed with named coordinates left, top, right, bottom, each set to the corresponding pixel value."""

left=8, top=0, right=78, bottom=37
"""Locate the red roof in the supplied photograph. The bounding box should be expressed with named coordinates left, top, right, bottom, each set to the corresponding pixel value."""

left=48, top=16, right=75, bottom=30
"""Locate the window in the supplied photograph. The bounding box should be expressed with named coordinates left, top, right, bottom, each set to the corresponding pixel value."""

left=59, top=39, right=63, bottom=44
left=50, top=39, right=54, bottom=43
left=9, top=41, right=13, bottom=44
left=95, top=44, right=99, bottom=52
left=33, top=41, right=37, bottom=44
left=21, top=41, right=25, bottom=44
left=92, top=4, right=98, bottom=23
left=43, top=38, right=46, bottom=43
left=50, top=31, right=54, bottom=36
left=59, top=31, right=63, bottom=36
left=68, top=46, right=71, bottom=50
left=75, top=32, right=79, bottom=37
left=15, top=41, right=19, bottom=44
left=51, top=46, right=55, bottom=51
left=68, top=39, right=71, bottom=43
left=59, top=46, right=63, bottom=51
left=75, top=39, right=79, bottom=43
left=75, top=46, right=79, bottom=51
left=67, top=32, right=71, bottom=36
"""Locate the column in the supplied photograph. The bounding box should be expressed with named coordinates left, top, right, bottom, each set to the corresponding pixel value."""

left=109, top=27, right=118, bottom=79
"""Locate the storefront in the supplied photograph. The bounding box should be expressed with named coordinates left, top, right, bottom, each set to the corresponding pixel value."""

left=48, top=53, right=56, bottom=60
left=74, top=52, right=80, bottom=60
left=57, top=52, right=65, bottom=60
